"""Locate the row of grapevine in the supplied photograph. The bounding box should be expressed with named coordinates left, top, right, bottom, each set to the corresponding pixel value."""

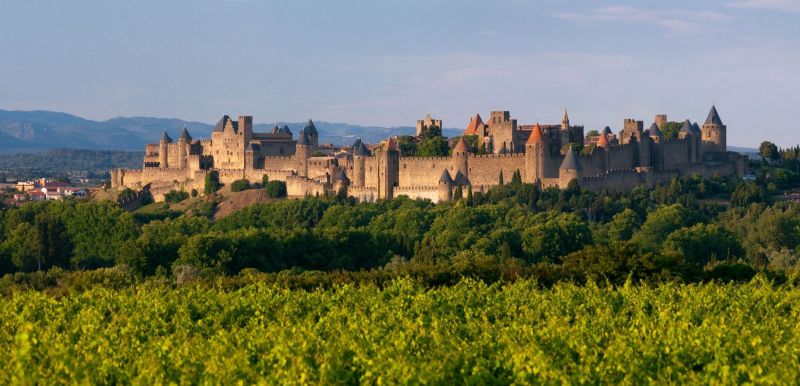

left=0, top=277, right=798, bottom=384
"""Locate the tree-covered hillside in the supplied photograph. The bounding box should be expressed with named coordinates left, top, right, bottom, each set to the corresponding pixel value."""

left=0, top=149, right=143, bottom=180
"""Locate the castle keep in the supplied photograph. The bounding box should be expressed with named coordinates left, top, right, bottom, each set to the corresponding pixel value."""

left=112, top=106, right=747, bottom=203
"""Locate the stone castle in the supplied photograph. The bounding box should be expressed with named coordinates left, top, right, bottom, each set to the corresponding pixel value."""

left=111, top=106, right=747, bottom=203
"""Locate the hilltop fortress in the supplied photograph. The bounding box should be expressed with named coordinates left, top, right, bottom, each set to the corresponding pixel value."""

left=111, top=106, right=747, bottom=203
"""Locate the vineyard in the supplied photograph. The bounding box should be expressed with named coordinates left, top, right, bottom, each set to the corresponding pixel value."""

left=0, top=277, right=798, bottom=384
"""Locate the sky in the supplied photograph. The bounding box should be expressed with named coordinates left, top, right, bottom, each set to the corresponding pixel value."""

left=1, top=0, right=799, bottom=147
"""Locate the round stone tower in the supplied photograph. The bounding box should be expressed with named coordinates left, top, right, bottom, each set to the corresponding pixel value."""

left=451, top=137, right=470, bottom=179
left=524, top=123, right=545, bottom=183
left=159, top=131, right=172, bottom=169
left=352, top=139, right=369, bottom=187
left=701, top=105, right=726, bottom=153
left=438, top=169, right=453, bottom=203
left=296, top=130, right=311, bottom=177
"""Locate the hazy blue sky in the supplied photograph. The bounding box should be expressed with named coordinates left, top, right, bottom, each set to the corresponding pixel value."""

left=1, top=0, right=799, bottom=147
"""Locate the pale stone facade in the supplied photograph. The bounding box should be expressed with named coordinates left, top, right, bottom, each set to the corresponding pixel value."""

left=112, top=106, right=746, bottom=203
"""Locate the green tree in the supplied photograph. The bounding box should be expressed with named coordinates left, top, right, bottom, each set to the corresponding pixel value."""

left=731, top=182, right=770, bottom=207
left=633, top=204, right=703, bottom=252
left=265, top=181, right=287, bottom=198
left=607, top=208, right=639, bottom=243
left=663, top=223, right=743, bottom=266
left=416, top=136, right=450, bottom=157
left=759, top=141, right=779, bottom=161
left=204, top=172, right=220, bottom=195
left=262, top=174, right=269, bottom=186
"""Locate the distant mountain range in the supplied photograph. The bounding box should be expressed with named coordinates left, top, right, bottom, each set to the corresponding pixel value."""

left=0, top=109, right=462, bottom=153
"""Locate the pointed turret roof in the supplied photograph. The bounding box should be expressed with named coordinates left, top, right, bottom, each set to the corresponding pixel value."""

left=353, top=140, right=370, bottom=156
left=464, top=113, right=484, bottom=135
left=453, top=170, right=470, bottom=186
left=602, top=126, right=612, bottom=135
left=304, top=119, right=318, bottom=135
left=679, top=119, right=694, bottom=134
left=213, top=115, right=231, bottom=132
left=560, top=147, right=582, bottom=171
left=282, top=125, right=293, bottom=135
left=297, top=130, right=311, bottom=146
left=527, top=123, right=544, bottom=144
left=438, top=170, right=453, bottom=184
left=596, top=132, right=609, bottom=147
left=453, top=137, right=470, bottom=153
left=562, top=108, right=569, bottom=124
left=691, top=122, right=701, bottom=134
left=271, top=125, right=281, bottom=134
left=179, top=126, right=192, bottom=141
left=705, top=105, right=723, bottom=126
left=649, top=122, right=663, bottom=138
left=160, top=131, right=172, bottom=143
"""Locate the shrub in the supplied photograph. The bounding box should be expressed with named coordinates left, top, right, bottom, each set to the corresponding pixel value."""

left=265, top=181, right=287, bottom=198
left=230, top=179, right=250, bottom=193
left=164, top=190, right=189, bottom=203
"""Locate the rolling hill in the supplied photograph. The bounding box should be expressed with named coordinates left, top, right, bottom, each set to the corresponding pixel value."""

left=0, top=109, right=461, bottom=153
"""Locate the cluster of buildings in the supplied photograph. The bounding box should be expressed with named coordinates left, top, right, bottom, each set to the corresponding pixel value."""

left=111, top=105, right=747, bottom=203
left=13, top=178, right=87, bottom=202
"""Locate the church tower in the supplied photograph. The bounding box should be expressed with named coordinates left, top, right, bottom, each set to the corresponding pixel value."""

left=701, top=105, right=726, bottom=153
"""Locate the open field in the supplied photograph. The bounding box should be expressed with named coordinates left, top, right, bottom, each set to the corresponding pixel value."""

left=1, top=277, right=798, bottom=384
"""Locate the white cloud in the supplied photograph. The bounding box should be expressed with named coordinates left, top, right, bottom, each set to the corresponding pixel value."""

left=554, top=5, right=731, bottom=34
left=728, top=0, right=800, bottom=13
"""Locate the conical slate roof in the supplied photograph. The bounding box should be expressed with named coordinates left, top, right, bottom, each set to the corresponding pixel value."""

left=160, top=131, right=172, bottom=143
left=705, top=105, right=723, bottom=126
left=438, top=170, right=453, bottom=184
left=560, top=147, right=582, bottom=171
left=602, top=126, right=612, bottom=135
left=679, top=119, right=694, bottom=134
left=304, top=119, right=318, bottom=135
left=527, top=123, right=544, bottom=144
left=453, top=137, right=470, bottom=153
left=691, top=122, right=701, bottom=134
left=453, top=170, right=469, bottom=186
left=179, top=127, right=192, bottom=141
left=649, top=122, right=663, bottom=138
left=282, top=125, right=292, bottom=136
left=353, top=141, right=370, bottom=156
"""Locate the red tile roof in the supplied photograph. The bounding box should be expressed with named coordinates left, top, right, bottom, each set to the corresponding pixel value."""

left=526, top=123, right=544, bottom=145
left=464, top=114, right=484, bottom=135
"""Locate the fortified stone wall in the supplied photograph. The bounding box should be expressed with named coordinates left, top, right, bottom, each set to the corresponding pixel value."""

left=659, top=139, right=691, bottom=170
left=606, top=144, right=636, bottom=170
left=394, top=186, right=440, bottom=202
left=398, top=157, right=451, bottom=187
left=286, top=176, right=329, bottom=197
left=467, top=154, right=525, bottom=188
